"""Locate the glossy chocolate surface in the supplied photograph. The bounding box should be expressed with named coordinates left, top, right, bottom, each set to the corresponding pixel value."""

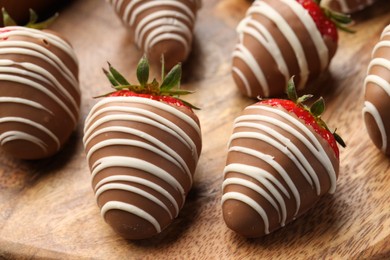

left=222, top=102, right=339, bottom=237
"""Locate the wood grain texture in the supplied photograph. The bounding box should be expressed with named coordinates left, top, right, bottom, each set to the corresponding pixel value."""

left=0, top=0, right=390, bottom=259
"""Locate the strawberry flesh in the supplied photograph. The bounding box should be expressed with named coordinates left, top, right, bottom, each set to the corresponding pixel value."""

left=261, top=99, right=339, bottom=158
left=109, top=90, right=190, bottom=109
left=0, top=29, right=11, bottom=40
left=297, top=0, right=338, bottom=42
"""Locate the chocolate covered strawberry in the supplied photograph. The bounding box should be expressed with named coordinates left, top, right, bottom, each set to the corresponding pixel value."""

left=0, top=9, right=80, bottom=160
left=232, top=0, right=352, bottom=98
left=222, top=78, right=345, bottom=237
left=107, top=0, right=201, bottom=70
left=363, top=24, right=390, bottom=155
left=83, top=57, right=202, bottom=240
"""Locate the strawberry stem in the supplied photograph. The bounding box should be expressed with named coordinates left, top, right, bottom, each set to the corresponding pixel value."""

left=286, top=77, right=345, bottom=148
left=100, top=56, right=198, bottom=109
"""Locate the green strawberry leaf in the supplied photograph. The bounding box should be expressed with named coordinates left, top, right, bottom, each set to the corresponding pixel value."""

left=137, top=56, right=149, bottom=87
left=2, top=8, right=17, bottom=26
left=160, top=63, right=182, bottom=91
left=108, top=62, right=130, bottom=86
left=102, top=68, right=119, bottom=87
left=286, top=77, right=298, bottom=102
left=27, top=10, right=58, bottom=30
left=178, top=98, right=200, bottom=110
left=333, top=130, right=346, bottom=148
left=310, top=97, right=325, bottom=117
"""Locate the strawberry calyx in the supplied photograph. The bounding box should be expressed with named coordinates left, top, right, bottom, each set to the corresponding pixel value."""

left=1, top=7, right=58, bottom=29
left=100, top=56, right=198, bottom=110
left=297, top=0, right=354, bottom=42
left=260, top=77, right=345, bottom=158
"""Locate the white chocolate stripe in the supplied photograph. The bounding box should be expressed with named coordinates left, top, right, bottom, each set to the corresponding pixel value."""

left=281, top=0, right=328, bottom=71
left=84, top=114, right=192, bottom=158
left=363, top=101, right=387, bottom=152
left=228, top=131, right=301, bottom=214
left=3, top=27, right=79, bottom=66
left=233, top=44, right=269, bottom=96
left=232, top=67, right=252, bottom=97
left=126, top=1, right=195, bottom=26
left=365, top=75, right=390, bottom=97
left=144, top=25, right=190, bottom=54
left=85, top=97, right=200, bottom=138
left=0, top=74, right=77, bottom=124
left=222, top=177, right=281, bottom=223
left=234, top=118, right=320, bottom=192
left=224, top=163, right=290, bottom=199
left=0, top=36, right=78, bottom=90
left=222, top=192, right=270, bottom=234
left=228, top=145, right=296, bottom=225
left=372, top=41, right=390, bottom=56
left=243, top=19, right=290, bottom=82
left=0, top=96, right=52, bottom=114
left=249, top=1, right=309, bottom=90
left=135, top=11, right=192, bottom=45
left=381, top=25, right=390, bottom=38
left=95, top=175, right=180, bottom=216
left=0, top=131, right=47, bottom=152
left=247, top=105, right=337, bottom=193
left=0, top=117, right=60, bottom=149
left=95, top=183, right=173, bottom=219
left=85, top=105, right=198, bottom=162
left=86, top=138, right=192, bottom=184
left=91, top=156, right=186, bottom=197
left=83, top=126, right=192, bottom=183
left=368, top=58, right=390, bottom=72
left=101, top=201, right=161, bottom=233
left=0, top=61, right=79, bottom=113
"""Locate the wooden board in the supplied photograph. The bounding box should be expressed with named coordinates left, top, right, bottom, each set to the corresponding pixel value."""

left=1, top=0, right=390, bottom=258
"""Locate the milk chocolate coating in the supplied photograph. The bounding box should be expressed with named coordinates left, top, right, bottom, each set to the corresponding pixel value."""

left=107, top=0, right=201, bottom=70
left=0, top=26, right=80, bottom=160
left=321, top=0, right=377, bottom=13
left=222, top=102, right=339, bottom=237
left=232, top=0, right=337, bottom=98
left=0, top=0, right=70, bottom=26
left=83, top=97, right=202, bottom=240
left=363, top=24, right=390, bottom=155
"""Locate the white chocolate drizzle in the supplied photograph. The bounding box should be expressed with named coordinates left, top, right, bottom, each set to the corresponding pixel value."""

left=363, top=25, right=390, bottom=153
left=108, top=0, right=199, bottom=60
left=84, top=97, right=201, bottom=233
left=0, top=27, right=79, bottom=157
left=232, top=0, right=329, bottom=97
left=222, top=104, right=337, bottom=234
